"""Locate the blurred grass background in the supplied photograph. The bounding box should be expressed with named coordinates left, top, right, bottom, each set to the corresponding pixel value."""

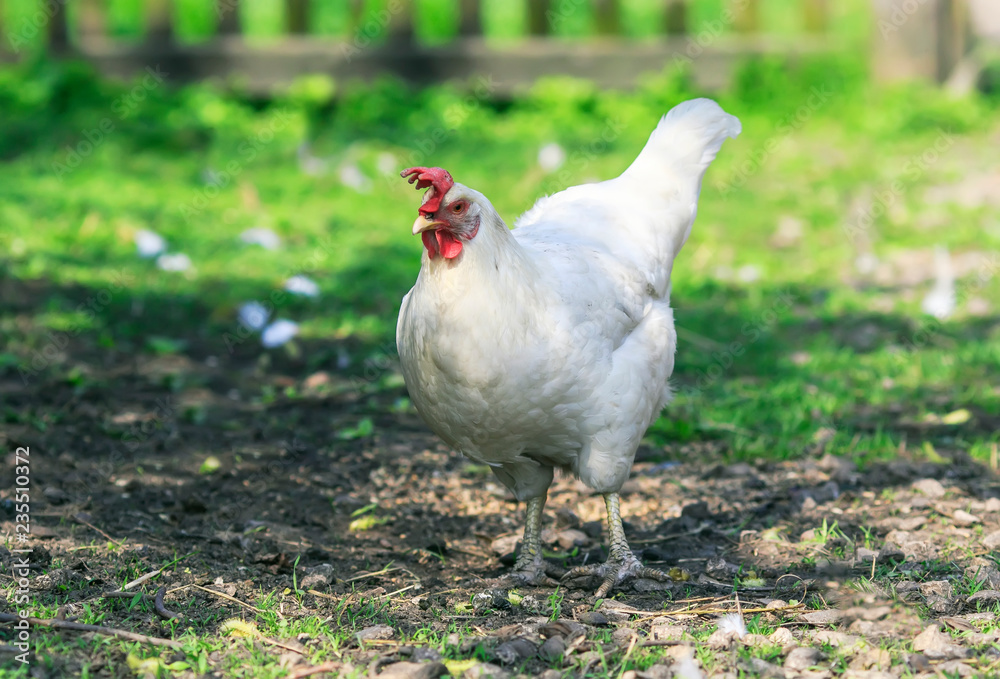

left=1, top=1, right=998, bottom=468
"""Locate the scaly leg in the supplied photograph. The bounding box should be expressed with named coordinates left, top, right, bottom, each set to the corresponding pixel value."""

left=562, top=493, right=671, bottom=597
left=504, top=495, right=566, bottom=587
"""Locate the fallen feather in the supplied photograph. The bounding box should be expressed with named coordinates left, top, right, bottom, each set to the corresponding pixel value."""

left=284, top=275, right=320, bottom=297
left=156, top=253, right=191, bottom=272
left=238, top=302, right=270, bottom=331
left=240, top=227, right=281, bottom=250
left=339, top=163, right=371, bottom=192
left=538, top=142, right=566, bottom=173
left=134, top=229, right=166, bottom=258
left=261, top=319, right=299, bottom=348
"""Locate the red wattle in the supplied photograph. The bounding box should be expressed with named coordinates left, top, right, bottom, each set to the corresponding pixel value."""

left=421, top=231, right=439, bottom=259
left=437, top=230, right=464, bottom=259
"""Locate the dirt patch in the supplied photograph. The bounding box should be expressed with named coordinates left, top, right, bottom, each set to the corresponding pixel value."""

left=2, top=350, right=1000, bottom=677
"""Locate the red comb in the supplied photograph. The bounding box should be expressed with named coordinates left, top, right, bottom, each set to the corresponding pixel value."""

left=400, top=167, right=454, bottom=217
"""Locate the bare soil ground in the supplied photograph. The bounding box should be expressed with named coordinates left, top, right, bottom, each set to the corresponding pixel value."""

left=2, top=346, right=1000, bottom=678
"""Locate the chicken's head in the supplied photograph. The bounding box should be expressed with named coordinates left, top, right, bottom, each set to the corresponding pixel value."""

left=401, top=166, right=481, bottom=260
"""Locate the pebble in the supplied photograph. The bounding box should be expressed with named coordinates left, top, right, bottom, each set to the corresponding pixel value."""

left=378, top=662, right=447, bottom=679
left=356, top=624, right=395, bottom=642
left=952, top=509, right=980, bottom=525
left=912, top=478, right=946, bottom=498
left=785, top=646, right=821, bottom=670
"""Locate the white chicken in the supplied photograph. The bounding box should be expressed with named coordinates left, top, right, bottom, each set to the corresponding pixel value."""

left=396, top=99, right=740, bottom=596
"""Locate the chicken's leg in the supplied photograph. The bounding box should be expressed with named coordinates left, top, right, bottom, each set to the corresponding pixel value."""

left=505, top=495, right=566, bottom=587
left=562, top=493, right=671, bottom=597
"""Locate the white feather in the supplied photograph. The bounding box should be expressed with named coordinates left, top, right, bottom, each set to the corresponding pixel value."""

left=717, top=613, right=747, bottom=639
left=397, top=99, right=740, bottom=500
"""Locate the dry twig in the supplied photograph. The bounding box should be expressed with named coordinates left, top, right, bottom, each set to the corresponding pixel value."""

left=0, top=612, right=181, bottom=649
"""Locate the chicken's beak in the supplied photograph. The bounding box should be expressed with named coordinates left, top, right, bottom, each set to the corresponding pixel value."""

left=412, top=214, right=447, bottom=235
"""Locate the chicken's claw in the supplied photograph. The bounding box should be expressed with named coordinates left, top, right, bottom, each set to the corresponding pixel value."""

left=501, top=555, right=566, bottom=588
left=562, top=552, right=672, bottom=598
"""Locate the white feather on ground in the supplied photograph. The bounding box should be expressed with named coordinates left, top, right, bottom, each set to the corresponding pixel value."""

left=921, top=246, right=956, bottom=319
left=717, top=612, right=748, bottom=639
left=261, top=319, right=299, bottom=348
left=238, top=301, right=270, bottom=331
left=134, top=229, right=166, bottom=258
left=284, top=275, right=320, bottom=297
left=156, top=253, right=191, bottom=272
left=240, top=227, right=281, bottom=250
left=537, top=142, right=566, bottom=173
left=673, top=649, right=705, bottom=679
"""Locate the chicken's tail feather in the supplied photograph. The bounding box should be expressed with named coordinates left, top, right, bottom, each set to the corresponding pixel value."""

left=622, top=98, right=741, bottom=197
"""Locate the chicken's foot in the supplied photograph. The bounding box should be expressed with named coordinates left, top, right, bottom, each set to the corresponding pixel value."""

left=503, top=495, right=566, bottom=587
left=562, top=493, right=671, bottom=597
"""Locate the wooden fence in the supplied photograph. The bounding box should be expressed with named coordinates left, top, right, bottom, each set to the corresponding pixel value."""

left=0, top=0, right=839, bottom=94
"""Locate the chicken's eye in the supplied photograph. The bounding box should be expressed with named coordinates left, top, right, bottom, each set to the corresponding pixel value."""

left=452, top=202, right=465, bottom=214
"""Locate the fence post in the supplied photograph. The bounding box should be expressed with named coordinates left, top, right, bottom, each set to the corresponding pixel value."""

left=458, top=0, right=481, bottom=36
left=664, top=0, right=687, bottom=35
left=147, top=0, right=174, bottom=43
left=287, top=0, right=310, bottom=34
left=871, top=0, right=969, bottom=82
left=802, top=0, right=828, bottom=33
left=80, top=0, right=107, bottom=42
left=594, top=0, right=622, bottom=36
left=528, top=0, right=551, bottom=35
left=48, top=0, right=70, bottom=53
left=218, top=0, right=241, bottom=36
left=729, top=0, right=759, bottom=33
left=387, top=0, right=414, bottom=43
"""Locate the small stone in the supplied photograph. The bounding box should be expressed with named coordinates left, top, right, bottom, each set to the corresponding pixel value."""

left=937, top=661, right=975, bottom=677
left=907, top=653, right=931, bottom=672
left=577, top=611, right=610, bottom=626
left=769, top=628, right=796, bottom=647
left=952, top=510, right=980, bottom=526
left=356, top=625, right=395, bottom=642
left=896, top=516, right=926, bottom=531
left=982, top=531, right=1000, bottom=549
left=785, top=646, right=821, bottom=671
left=812, top=631, right=865, bottom=650
left=919, top=580, right=953, bottom=598
left=984, top=498, right=1000, bottom=512
left=912, top=625, right=950, bottom=653
left=967, top=590, right=1000, bottom=604
left=681, top=501, right=712, bottom=520
left=855, top=548, right=878, bottom=563
left=850, top=648, right=891, bottom=671
left=493, top=637, right=537, bottom=665
left=707, top=628, right=738, bottom=650
left=649, top=622, right=685, bottom=642
left=801, top=610, right=843, bottom=625
left=912, top=478, right=946, bottom=497
left=554, top=529, right=588, bottom=550
left=539, top=636, right=565, bottom=660
left=379, top=662, right=447, bottom=679
left=876, top=543, right=905, bottom=563
left=705, top=556, right=734, bottom=580
left=464, top=663, right=510, bottom=679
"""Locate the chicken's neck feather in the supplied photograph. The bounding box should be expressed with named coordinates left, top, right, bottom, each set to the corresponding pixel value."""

left=417, top=202, right=542, bottom=310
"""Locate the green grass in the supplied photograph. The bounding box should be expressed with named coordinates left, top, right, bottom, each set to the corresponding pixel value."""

left=2, top=52, right=999, bottom=469
left=2, top=45, right=1000, bottom=677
